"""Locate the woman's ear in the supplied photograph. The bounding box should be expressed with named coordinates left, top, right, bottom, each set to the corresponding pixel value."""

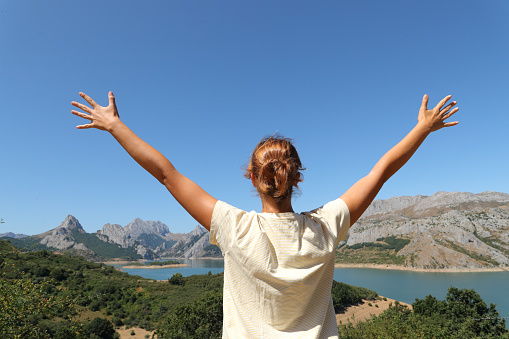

left=250, top=173, right=257, bottom=188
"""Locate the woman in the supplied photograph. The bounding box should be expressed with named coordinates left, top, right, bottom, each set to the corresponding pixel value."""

left=71, top=92, right=458, bottom=338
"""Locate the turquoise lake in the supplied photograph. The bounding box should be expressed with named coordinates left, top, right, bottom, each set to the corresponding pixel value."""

left=111, top=259, right=509, bottom=322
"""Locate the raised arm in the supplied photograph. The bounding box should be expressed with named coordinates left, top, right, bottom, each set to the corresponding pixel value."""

left=71, top=92, right=217, bottom=230
left=340, top=94, right=459, bottom=226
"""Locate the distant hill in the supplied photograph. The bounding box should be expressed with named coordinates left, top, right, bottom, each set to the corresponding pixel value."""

left=337, top=191, right=509, bottom=269
left=0, top=232, right=28, bottom=239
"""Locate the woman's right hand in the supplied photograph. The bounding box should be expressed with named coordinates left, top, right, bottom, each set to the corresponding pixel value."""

left=71, top=91, right=120, bottom=132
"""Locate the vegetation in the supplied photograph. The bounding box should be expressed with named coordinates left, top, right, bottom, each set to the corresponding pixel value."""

left=70, top=229, right=144, bottom=260
left=335, top=236, right=410, bottom=266
left=338, top=287, right=508, bottom=338
left=0, top=267, right=81, bottom=338
left=1, top=236, right=57, bottom=252
left=2, top=238, right=507, bottom=338
left=346, top=236, right=411, bottom=252
left=331, top=281, right=377, bottom=312
left=336, top=246, right=407, bottom=265
left=156, top=291, right=223, bottom=339
left=0, top=239, right=223, bottom=336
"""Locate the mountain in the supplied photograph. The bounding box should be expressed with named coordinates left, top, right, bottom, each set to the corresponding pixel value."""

left=97, top=219, right=219, bottom=258
left=6, top=215, right=147, bottom=260
left=8, top=191, right=506, bottom=265
left=0, top=232, right=28, bottom=239
left=338, top=191, right=509, bottom=269
left=4, top=215, right=220, bottom=260
left=161, top=225, right=221, bottom=258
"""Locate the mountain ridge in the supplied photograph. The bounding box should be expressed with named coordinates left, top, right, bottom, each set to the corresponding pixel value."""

left=2, top=191, right=508, bottom=267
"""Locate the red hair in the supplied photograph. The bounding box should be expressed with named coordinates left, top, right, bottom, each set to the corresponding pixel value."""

left=244, top=135, right=304, bottom=204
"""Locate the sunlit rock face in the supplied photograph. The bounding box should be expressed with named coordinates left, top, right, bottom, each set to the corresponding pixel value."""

left=40, top=215, right=85, bottom=250
left=347, top=192, right=509, bottom=269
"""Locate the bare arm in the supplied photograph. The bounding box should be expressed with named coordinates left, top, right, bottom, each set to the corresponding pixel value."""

left=340, top=94, right=459, bottom=226
left=71, top=92, right=217, bottom=230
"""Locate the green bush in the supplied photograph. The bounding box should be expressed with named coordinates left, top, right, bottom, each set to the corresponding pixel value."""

left=331, top=281, right=377, bottom=312
left=168, top=272, right=185, bottom=286
left=156, top=291, right=223, bottom=339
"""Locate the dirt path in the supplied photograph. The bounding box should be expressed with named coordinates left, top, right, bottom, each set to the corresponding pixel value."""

left=117, top=326, right=154, bottom=339
left=336, top=296, right=412, bottom=326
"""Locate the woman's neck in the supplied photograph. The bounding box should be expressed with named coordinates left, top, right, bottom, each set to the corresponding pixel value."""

left=260, top=194, right=294, bottom=213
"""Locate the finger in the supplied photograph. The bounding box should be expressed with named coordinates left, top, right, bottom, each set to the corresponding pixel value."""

left=79, top=92, right=99, bottom=108
left=421, top=94, right=429, bottom=111
left=442, top=107, right=459, bottom=120
left=443, top=121, right=459, bottom=127
left=440, top=101, right=457, bottom=114
left=71, top=110, right=93, bottom=121
left=71, top=101, right=93, bottom=114
left=108, top=91, right=115, bottom=107
left=435, top=95, right=452, bottom=110
left=76, top=123, right=94, bottom=129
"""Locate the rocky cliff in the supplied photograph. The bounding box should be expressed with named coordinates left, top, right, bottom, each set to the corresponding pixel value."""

left=95, top=219, right=217, bottom=258
left=342, top=191, right=509, bottom=269
left=39, top=215, right=91, bottom=252
left=161, top=225, right=216, bottom=258
left=124, top=218, right=171, bottom=238
left=97, top=223, right=135, bottom=248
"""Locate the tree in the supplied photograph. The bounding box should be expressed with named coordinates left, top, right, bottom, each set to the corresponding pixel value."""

left=85, top=317, right=116, bottom=339
left=168, top=272, right=185, bottom=286
left=156, top=291, right=223, bottom=339
left=413, top=287, right=508, bottom=338
left=0, top=269, right=79, bottom=339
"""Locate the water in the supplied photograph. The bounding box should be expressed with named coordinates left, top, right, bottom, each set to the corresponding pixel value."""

left=111, top=259, right=225, bottom=280
left=332, top=268, right=508, bottom=310
left=110, top=259, right=509, bottom=321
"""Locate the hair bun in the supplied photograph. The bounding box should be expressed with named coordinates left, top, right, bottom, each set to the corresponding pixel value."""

left=244, top=135, right=304, bottom=204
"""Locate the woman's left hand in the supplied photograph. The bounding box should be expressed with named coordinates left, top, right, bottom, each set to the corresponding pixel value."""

left=71, top=91, right=120, bottom=132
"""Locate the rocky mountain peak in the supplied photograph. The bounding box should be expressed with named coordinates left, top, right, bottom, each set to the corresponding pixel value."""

left=124, top=218, right=170, bottom=237
left=189, top=225, right=207, bottom=237
left=39, top=215, right=85, bottom=250
left=55, top=215, right=85, bottom=234
left=97, top=223, right=134, bottom=248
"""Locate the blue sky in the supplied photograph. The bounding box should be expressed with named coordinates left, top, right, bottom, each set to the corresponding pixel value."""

left=1, top=1, right=508, bottom=235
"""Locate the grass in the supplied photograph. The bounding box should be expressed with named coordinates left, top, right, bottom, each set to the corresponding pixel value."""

left=335, top=246, right=407, bottom=265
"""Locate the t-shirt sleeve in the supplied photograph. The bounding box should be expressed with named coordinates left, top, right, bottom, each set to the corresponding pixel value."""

left=305, top=198, right=351, bottom=245
left=209, top=200, right=247, bottom=253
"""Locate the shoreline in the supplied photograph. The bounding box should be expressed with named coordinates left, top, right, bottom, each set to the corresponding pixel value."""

left=334, top=263, right=508, bottom=273
left=122, top=264, right=189, bottom=269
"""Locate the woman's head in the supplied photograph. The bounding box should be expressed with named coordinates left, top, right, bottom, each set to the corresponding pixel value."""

left=245, top=135, right=304, bottom=204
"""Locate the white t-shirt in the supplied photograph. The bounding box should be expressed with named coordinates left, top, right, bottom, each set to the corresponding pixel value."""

left=210, top=198, right=350, bottom=339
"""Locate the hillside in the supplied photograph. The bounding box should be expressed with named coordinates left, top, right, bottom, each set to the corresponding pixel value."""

left=337, top=191, right=509, bottom=269
left=0, top=239, right=382, bottom=337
